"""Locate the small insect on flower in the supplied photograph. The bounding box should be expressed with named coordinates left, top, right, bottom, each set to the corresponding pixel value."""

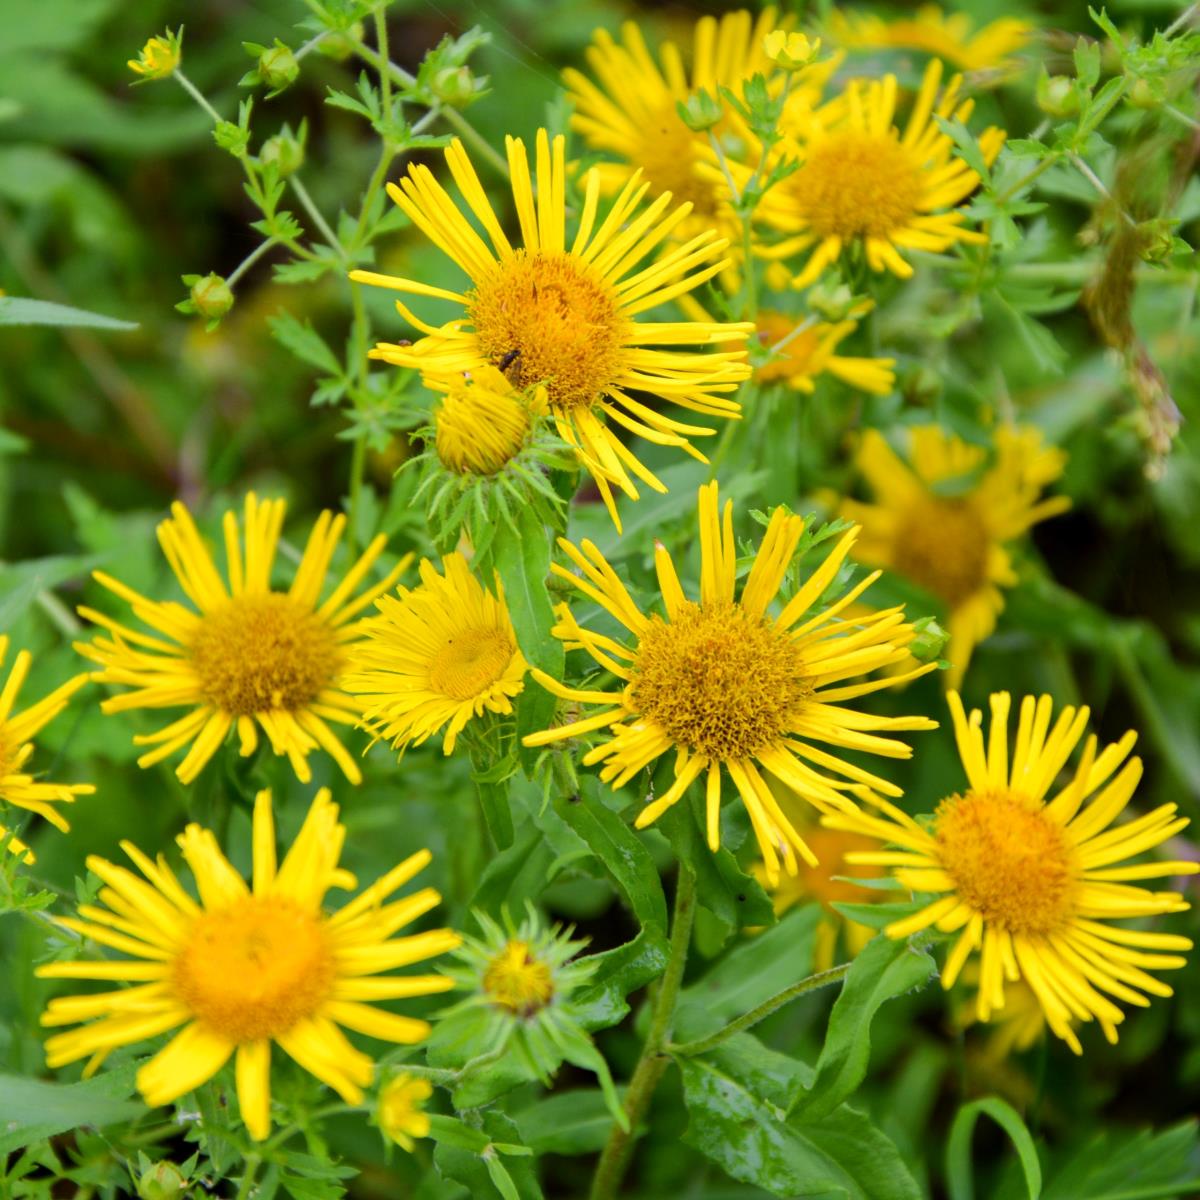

left=0, top=637, right=93, bottom=863
left=827, top=691, right=1198, bottom=1053
left=38, top=788, right=460, bottom=1140
left=76, top=494, right=410, bottom=785
left=377, top=1073, right=433, bottom=1152
left=525, top=482, right=938, bottom=883
left=350, top=129, right=754, bottom=532
left=753, top=59, right=1005, bottom=287
left=345, top=552, right=527, bottom=757
left=839, top=425, right=1070, bottom=687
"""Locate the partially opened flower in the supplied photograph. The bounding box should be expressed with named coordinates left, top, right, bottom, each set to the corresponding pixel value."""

left=754, top=60, right=1005, bottom=287
left=826, top=6, right=1032, bottom=78
left=839, top=425, right=1070, bottom=687
left=128, top=28, right=182, bottom=81
left=563, top=10, right=833, bottom=251
left=755, top=308, right=896, bottom=395
left=76, top=494, right=409, bottom=784
left=525, top=482, right=937, bottom=882
left=827, top=691, right=1197, bottom=1053
left=350, top=130, right=753, bottom=532
left=38, top=788, right=459, bottom=1139
left=431, top=366, right=544, bottom=477
left=378, top=1073, right=433, bottom=1151
left=0, top=637, right=93, bottom=862
left=345, top=552, right=527, bottom=756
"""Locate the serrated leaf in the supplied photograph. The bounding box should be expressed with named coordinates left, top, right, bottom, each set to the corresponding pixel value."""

left=267, top=310, right=343, bottom=375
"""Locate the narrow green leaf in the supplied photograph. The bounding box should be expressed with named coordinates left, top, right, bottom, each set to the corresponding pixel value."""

left=946, top=1096, right=1043, bottom=1200
left=513, top=1089, right=618, bottom=1156
left=0, top=295, right=137, bottom=330
left=492, top=505, right=562, bottom=677
left=0, top=1065, right=146, bottom=1154
left=792, top=935, right=936, bottom=1120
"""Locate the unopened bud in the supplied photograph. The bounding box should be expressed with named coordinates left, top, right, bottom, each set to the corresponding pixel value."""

left=258, top=42, right=298, bottom=92
left=318, top=22, right=363, bottom=62
left=432, top=66, right=477, bottom=108
left=1036, top=74, right=1079, bottom=117
left=909, top=617, right=950, bottom=663
left=1126, top=77, right=1158, bottom=109
left=137, top=1161, right=187, bottom=1200
left=261, top=123, right=306, bottom=176
left=188, top=273, right=234, bottom=321
left=675, top=88, right=723, bottom=133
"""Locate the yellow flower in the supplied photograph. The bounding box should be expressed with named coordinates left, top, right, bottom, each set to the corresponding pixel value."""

left=128, top=30, right=182, bottom=80
left=755, top=822, right=886, bottom=970
left=76, top=494, right=409, bottom=785
left=345, top=552, right=527, bottom=756
left=0, top=638, right=93, bottom=863
left=955, top=963, right=1049, bottom=1061
left=524, top=482, right=937, bottom=882
left=483, top=939, right=556, bottom=1015
left=764, top=30, right=822, bottom=71
left=431, top=366, right=544, bottom=476
left=351, top=130, right=752, bottom=533
left=840, top=424, right=1070, bottom=688
left=826, top=6, right=1032, bottom=78
left=754, top=60, right=1005, bottom=287
left=828, top=691, right=1198, bottom=1054
left=378, top=1073, right=433, bottom=1152
left=38, top=788, right=460, bottom=1139
left=755, top=308, right=895, bottom=395
left=564, top=10, right=833, bottom=251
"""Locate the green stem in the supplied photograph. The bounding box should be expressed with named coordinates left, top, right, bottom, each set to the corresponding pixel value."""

left=589, top=867, right=696, bottom=1200
left=994, top=153, right=1059, bottom=206
left=172, top=69, right=222, bottom=123
left=235, top=1153, right=260, bottom=1200
left=225, top=237, right=278, bottom=289
left=441, top=107, right=511, bottom=178
left=290, top=175, right=345, bottom=259
left=670, top=963, right=850, bottom=1058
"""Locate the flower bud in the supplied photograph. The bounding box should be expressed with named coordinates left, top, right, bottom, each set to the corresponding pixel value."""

left=675, top=88, right=723, bottom=133
left=137, top=1161, right=187, bottom=1200
left=431, top=66, right=478, bottom=108
left=318, top=21, right=363, bottom=62
left=909, top=617, right=950, bottom=663
left=763, top=29, right=821, bottom=71
left=258, top=42, right=298, bottom=93
left=188, top=273, right=234, bottom=321
left=378, top=1074, right=433, bottom=1152
left=1036, top=73, right=1079, bottom=117
left=128, top=29, right=182, bottom=81
left=260, top=122, right=306, bottom=177
left=1126, top=77, right=1158, bottom=110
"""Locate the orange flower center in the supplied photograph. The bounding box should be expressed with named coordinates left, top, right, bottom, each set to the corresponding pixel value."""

left=428, top=628, right=516, bottom=701
left=631, top=601, right=812, bottom=760
left=469, top=251, right=626, bottom=412
left=189, top=594, right=342, bottom=717
left=892, top=496, right=990, bottom=608
left=935, top=789, right=1076, bottom=935
left=173, top=896, right=334, bottom=1042
left=791, top=131, right=924, bottom=242
left=628, top=101, right=722, bottom=218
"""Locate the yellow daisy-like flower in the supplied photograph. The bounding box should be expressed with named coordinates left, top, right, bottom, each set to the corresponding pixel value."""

left=430, top=366, right=545, bottom=477
left=0, top=638, right=93, bottom=862
left=378, top=1073, right=433, bottom=1152
left=345, top=552, right=527, bottom=756
left=483, top=939, right=557, bottom=1015
left=828, top=691, right=1198, bottom=1054
left=755, top=309, right=895, bottom=395
left=563, top=10, right=831, bottom=248
left=840, top=424, right=1070, bottom=688
left=755, top=822, right=886, bottom=971
left=826, top=6, right=1032, bottom=77
left=755, top=60, right=1005, bottom=287
left=128, top=29, right=182, bottom=80
left=351, top=130, right=753, bottom=532
left=524, top=482, right=937, bottom=882
left=955, top=963, right=1049, bottom=1061
left=76, top=494, right=409, bottom=785
left=38, top=788, right=460, bottom=1139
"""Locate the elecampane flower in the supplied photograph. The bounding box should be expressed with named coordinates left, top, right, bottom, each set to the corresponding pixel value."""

left=38, top=788, right=459, bottom=1140
left=378, top=1073, right=433, bottom=1151
left=0, top=637, right=93, bottom=862
left=827, top=691, right=1197, bottom=1053
left=525, top=482, right=937, bottom=882
left=755, top=308, right=896, bottom=395
left=350, top=130, right=753, bottom=532
left=563, top=9, right=832, bottom=249
left=839, top=425, right=1069, bottom=687
left=76, top=494, right=408, bottom=785
left=345, top=552, right=527, bottom=756
left=755, top=60, right=1005, bottom=287
left=826, top=5, right=1032, bottom=77
left=430, top=365, right=544, bottom=477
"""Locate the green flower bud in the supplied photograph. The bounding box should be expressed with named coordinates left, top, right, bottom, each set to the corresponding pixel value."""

left=909, top=617, right=950, bottom=663
left=431, top=65, right=477, bottom=108
left=675, top=88, right=723, bottom=133
left=260, top=122, right=306, bottom=177
left=189, top=273, right=234, bottom=321
left=1036, top=73, right=1079, bottom=117
left=258, top=42, right=298, bottom=93
left=137, top=1161, right=187, bottom=1200
left=1126, top=77, right=1158, bottom=110
left=317, top=21, right=363, bottom=62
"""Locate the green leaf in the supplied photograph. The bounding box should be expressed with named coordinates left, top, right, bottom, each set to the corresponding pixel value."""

left=674, top=905, right=821, bottom=1041
left=0, top=295, right=137, bottom=331
left=267, top=310, right=344, bottom=376
left=947, top=1097, right=1043, bottom=1200
left=572, top=926, right=671, bottom=1030
left=0, top=1065, right=146, bottom=1154
left=493, top=505, right=563, bottom=679
left=679, top=1041, right=921, bottom=1199
left=1073, top=37, right=1102, bottom=89
left=1039, top=1120, right=1200, bottom=1200
left=553, top=781, right=668, bottom=932
left=467, top=825, right=561, bottom=923
left=793, top=935, right=936, bottom=1120
left=513, top=1089, right=617, bottom=1156
left=434, top=1113, right=543, bottom=1200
